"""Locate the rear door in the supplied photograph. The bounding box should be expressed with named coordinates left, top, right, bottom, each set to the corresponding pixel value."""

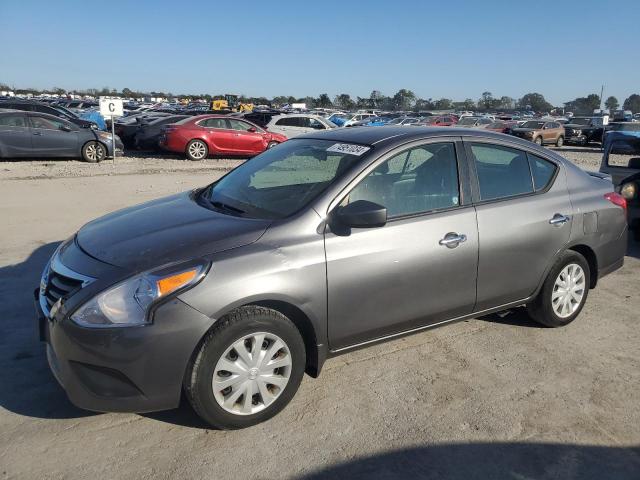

left=28, top=115, right=79, bottom=157
left=325, top=139, right=478, bottom=349
left=200, top=117, right=236, bottom=152
left=0, top=112, right=32, bottom=156
left=465, top=140, right=572, bottom=310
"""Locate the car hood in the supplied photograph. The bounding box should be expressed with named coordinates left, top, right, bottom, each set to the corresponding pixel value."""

left=76, top=191, right=271, bottom=271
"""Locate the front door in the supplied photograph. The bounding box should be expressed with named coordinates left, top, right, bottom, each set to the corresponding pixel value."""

left=28, top=115, right=78, bottom=156
left=465, top=141, right=572, bottom=310
left=226, top=119, right=266, bottom=154
left=325, top=141, right=478, bottom=350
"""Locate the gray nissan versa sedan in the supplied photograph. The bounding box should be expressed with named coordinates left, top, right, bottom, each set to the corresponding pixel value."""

left=35, top=127, right=628, bottom=429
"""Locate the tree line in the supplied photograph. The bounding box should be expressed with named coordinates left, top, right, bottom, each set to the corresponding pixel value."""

left=2, top=83, right=639, bottom=114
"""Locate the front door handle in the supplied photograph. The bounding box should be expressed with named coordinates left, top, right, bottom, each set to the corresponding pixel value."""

left=549, top=214, right=570, bottom=226
left=439, top=232, right=467, bottom=248
left=33, top=132, right=42, bottom=136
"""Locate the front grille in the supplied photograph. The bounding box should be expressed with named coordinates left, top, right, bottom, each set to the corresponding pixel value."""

left=43, top=270, right=83, bottom=310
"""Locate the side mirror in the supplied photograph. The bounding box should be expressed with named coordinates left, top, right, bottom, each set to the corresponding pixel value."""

left=60, top=125, right=72, bottom=132
left=247, top=127, right=257, bottom=133
left=334, top=200, right=387, bottom=228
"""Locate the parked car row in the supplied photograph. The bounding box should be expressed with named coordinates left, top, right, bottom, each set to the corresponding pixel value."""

left=0, top=109, right=122, bottom=162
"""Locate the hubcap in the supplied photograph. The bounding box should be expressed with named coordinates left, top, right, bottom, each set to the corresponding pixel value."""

left=189, top=141, right=206, bottom=159
left=551, top=263, right=586, bottom=318
left=86, top=144, right=97, bottom=160
left=212, top=332, right=292, bottom=415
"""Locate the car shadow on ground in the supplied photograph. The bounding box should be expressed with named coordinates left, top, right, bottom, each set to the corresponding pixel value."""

left=0, top=241, right=96, bottom=420
left=297, top=443, right=640, bottom=480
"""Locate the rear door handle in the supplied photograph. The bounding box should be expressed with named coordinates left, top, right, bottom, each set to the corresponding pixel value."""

left=33, top=132, right=42, bottom=136
left=549, top=214, right=570, bottom=226
left=439, top=232, right=467, bottom=248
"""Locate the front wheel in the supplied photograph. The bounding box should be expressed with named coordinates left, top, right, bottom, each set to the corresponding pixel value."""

left=82, top=141, right=106, bottom=163
left=186, top=139, right=208, bottom=161
left=185, top=306, right=306, bottom=429
left=534, top=136, right=543, bottom=146
left=526, top=251, right=590, bottom=327
left=555, top=136, right=564, bottom=147
left=267, top=141, right=279, bottom=149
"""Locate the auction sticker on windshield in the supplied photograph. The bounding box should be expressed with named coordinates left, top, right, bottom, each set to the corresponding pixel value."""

left=326, top=143, right=370, bottom=156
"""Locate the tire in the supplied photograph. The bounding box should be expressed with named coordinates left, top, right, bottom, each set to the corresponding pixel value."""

left=526, top=251, right=590, bottom=327
left=185, top=139, right=208, bottom=161
left=534, top=136, right=544, bottom=146
left=82, top=141, right=106, bottom=163
left=184, top=306, right=306, bottom=429
left=267, top=141, right=279, bottom=149
left=555, top=136, right=564, bottom=147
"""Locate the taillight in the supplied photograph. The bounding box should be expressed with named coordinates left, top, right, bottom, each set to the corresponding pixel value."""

left=604, top=192, right=627, bottom=212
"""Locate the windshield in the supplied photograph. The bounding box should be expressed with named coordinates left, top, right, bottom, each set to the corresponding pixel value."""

left=458, top=117, right=478, bottom=125
left=204, top=139, right=368, bottom=219
left=522, top=121, right=544, bottom=129
left=569, top=118, right=591, bottom=126
left=53, top=106, right=77, bottom=119
left=606, top=139, right=640, bottom=168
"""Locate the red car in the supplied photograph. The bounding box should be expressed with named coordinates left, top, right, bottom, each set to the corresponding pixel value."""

left=159, top=115, right=287, bottom=160
left=485, top=120, right=519, bottom=134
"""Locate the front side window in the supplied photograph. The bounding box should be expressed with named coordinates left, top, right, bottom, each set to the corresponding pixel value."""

left=205, top=139, right=366, bottom=219
left=227, top=119, right=253, bottom=131
left=469, top=143, right=533, bottom=201
left=29, top=115, right=70, bottom=130
left=342, top=143, right=460, bottom=218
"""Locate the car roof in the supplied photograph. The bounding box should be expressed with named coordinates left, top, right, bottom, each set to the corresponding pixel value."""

left=297, top=125, right=555, bottom=151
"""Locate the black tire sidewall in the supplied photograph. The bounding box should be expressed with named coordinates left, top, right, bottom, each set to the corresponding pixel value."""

left=188, top=309, right=306, bottom=429
left=186, top=139, right=208, bottom=161
left=533, top=251, right=590, bottom=327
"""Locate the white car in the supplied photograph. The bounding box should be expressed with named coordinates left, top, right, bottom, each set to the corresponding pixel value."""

left=265, top=114, right=336, bottom=139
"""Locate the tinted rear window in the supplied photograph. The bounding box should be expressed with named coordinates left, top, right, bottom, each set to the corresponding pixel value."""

left=470, top=144, right=533, bottom=201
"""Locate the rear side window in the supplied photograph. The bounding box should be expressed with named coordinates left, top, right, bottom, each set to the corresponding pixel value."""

left=469, top=143, right=533, bottom=201
left=528, top=154, right=557, bottom=191
left=201, top=118, right=227, bottom=129
left=0, top=114, right=26, bottom=127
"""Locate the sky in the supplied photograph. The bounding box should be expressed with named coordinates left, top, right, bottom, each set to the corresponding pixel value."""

left=1, top=0, right=639, bottom=106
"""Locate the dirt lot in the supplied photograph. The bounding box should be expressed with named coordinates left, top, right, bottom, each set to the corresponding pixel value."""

left=1, top=147, right=639, bottom=479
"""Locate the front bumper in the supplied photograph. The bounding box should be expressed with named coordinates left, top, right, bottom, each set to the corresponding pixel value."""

left=35, top=287, right=214, bottom=413
left=565, top=134, right=588, bottom=145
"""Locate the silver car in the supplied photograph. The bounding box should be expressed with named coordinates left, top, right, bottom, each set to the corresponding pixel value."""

left=36, top=127, right=627, bottom=429
left=265, top=113, right=336, bottom=138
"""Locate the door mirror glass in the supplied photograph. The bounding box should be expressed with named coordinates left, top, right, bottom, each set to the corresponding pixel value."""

left=335, top=200, right=387, bottom=228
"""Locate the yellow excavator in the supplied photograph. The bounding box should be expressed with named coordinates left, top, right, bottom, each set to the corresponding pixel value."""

left=210, top=94, right=253, bottom=113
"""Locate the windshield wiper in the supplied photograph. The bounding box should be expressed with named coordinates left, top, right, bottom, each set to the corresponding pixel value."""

left=211, top=201, right=246, bottom=215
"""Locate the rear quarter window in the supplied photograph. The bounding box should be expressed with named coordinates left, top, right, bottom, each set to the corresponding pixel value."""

left=527, top=154, right=557, bottom=191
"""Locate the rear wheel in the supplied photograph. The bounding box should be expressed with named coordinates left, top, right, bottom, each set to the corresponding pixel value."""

left=82, top=141, right=106, bottom=163
left=534, top=136, right=543, bottom=146
left=186, top=139, right=208, bottom=161
left=185, top=306, right=306, bottom=429
left=527, top=251, right=590, bottom=327
left=555, top=136, right=564, bottom=147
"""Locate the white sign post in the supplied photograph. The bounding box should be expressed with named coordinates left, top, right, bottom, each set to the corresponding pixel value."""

left=99, top=97, right=124, bottom=162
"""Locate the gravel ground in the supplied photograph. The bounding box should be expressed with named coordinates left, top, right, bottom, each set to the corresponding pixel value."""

left=0, top=145, right=638, bottom=479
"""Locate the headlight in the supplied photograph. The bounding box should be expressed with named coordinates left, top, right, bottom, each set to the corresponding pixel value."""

left=574, top=129, right=582, bottom=136
left=97, top=132, right=112, bottom=140
left=71, top=261, right=209, bottom=327
left=621, top=182, right=637, bottom=200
